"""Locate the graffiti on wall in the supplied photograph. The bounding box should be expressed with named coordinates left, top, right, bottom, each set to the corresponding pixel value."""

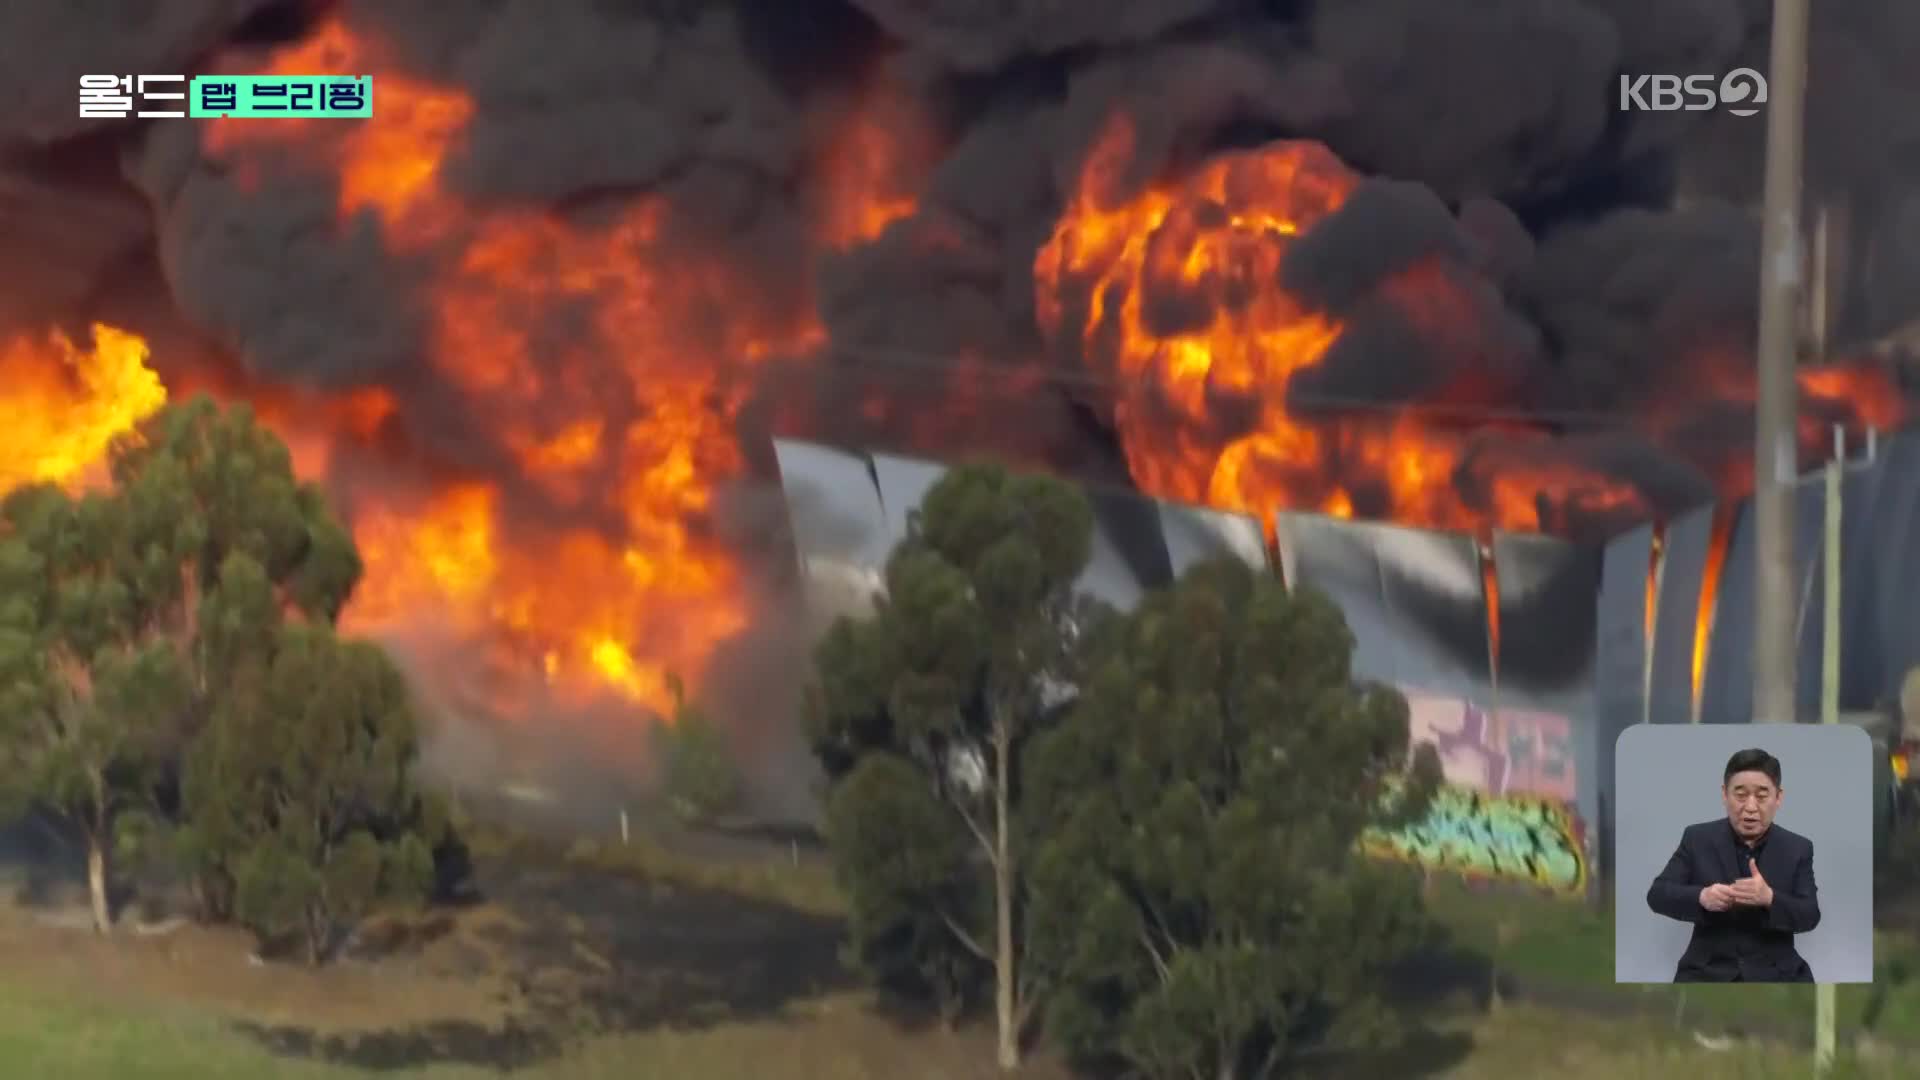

left=1364, top=786, right=1588, bottom=894
left=1405, top=696, right=1577, bottom=800
left=1370, top=693, right=1586, bottom=893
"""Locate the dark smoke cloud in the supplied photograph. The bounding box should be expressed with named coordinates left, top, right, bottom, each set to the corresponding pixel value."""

left=1459, top=429, right=1715, bottom=527
left=1298, top=0, right=1629, bottom=200
left=846, top=0, right=1224, bottom=72
left=1283, top=180, right=1471, bottom=311
left=1677, top=3, right=1920, bottom=203
left=434, top=3, right=805, bottom=205
left=5, top=0, right=1918, bottom=822
left=0, top=0, right=276, bottom=147
left=130, top=134, right=434, bottom=388
left=120, top=2, right=821, bottom=428
left=1518, top=203, right=1761, bottom=411
left=1049, top=42, right=1350, bottom=204
left=0, top=145, right=153, bottom=337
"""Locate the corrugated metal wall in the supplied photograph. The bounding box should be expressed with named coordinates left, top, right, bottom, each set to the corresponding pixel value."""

left=769, top=440, right=1270, bottom=619
left=771, top=432, right=1920, bottom=889
left=1625, top=436, right=1920, bottom=729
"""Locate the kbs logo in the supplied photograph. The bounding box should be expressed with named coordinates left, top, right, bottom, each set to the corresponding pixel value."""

left=1618, top=68, right=1768, bottom=116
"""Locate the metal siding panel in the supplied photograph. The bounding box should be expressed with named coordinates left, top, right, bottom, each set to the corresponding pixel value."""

left=1865, top=434, right=1920, bottom=708
left=1650, top=504, right=1714, bottom=724
left=867, top=452, right=1162, bottom=613
left=1077, top=488, right=1157, bottom=611
left=1792, top=474, right=1830, bottom=721
left=1488, top=532, right=1599, bottom=692
left=1700, top=501, right=1754, bottom=725
left=771, top=439, right=891, bottom=617
left=1596, top=524, right=1654, bottom=730
left=1594, top=524, right=1655, bottom=881
left=1371, top=523, right=1493, bottom=699
left=1274, top=513, right=1413, bottom=688
left=770, top=439, right=889, bottom=566
left=1158, top=501, right=1268, bottom=577
left=868, top=452, right=948, bottom=544
left=1838, top=457, right=1889, bottom=708
left=1490, top=531, right=1601, bottom=833
left=1277, top=514, right=1492, bottom=698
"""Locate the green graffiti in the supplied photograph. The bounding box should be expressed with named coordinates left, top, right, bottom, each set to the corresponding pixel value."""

left=1364, top=786, right=1586, bottom=894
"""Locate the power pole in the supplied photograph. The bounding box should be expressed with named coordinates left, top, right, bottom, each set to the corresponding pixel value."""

left=1753, top=0, right=1812, bottom=728
left=1816, top=426, right=1841, bottom=1074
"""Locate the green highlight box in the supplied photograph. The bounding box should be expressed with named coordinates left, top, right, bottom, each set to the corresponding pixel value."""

left=188, top=75, right=371, bottom=118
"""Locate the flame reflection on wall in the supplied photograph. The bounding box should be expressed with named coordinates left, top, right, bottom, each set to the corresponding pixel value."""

left=1691, top=507, right=1738, bottom=719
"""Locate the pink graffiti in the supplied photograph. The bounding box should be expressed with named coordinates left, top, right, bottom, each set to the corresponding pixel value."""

left=1404, top=694, right=1576, bottom=801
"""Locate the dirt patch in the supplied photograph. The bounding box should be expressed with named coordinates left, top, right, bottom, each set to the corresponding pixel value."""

left=233, top=851, right=850, bottom=1070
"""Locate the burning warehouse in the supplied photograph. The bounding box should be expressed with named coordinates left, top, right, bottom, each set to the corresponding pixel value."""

left=771, top=430, right=1920, bottom=891
left=2, top=2, right=1919, bottom=830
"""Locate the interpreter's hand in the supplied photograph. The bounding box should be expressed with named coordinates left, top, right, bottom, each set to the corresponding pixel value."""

left=1727, top=863, right=1773, bottom=908
left=1698, top=883, right=1736, bottom=912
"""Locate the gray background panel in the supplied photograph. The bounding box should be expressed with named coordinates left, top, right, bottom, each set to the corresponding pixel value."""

left=1615, top=724, right=1875, bottom=983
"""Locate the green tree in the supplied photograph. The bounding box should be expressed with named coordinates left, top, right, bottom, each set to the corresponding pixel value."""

left=805, top=462, right=1096, bottom=1069
left=654, top=673, right=742, bottom=825
left=107, top=394, right=362, bottom=700
left=1022, top=557, right=1441, bottom=1080
left=111, top=394, right=361, bottom=916
left=178, top=622, right=440, bottom=965
left=0, top=483, right=191, bottom=932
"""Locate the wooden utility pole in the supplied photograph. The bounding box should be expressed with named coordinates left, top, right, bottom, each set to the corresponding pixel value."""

left=1751, top=4, right=1822, bottom=1064
left=1752, top=0, right=1811, bottom=729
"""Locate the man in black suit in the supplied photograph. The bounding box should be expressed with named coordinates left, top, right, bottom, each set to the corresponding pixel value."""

left=1646, top=747, right=1822, bottom=982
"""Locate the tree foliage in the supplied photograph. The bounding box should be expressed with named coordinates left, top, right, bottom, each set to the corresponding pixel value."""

left=805, top=462, right=1097, bottom=1065
left=1022, top=557, right=1441, bottom=1079
left=0, top=393, right=438, bottom=944
left=0, top=483, right=191, bottom=931
left=178, top=622, right=441, bottom=964
left=109, top=394, right=361, bottom=631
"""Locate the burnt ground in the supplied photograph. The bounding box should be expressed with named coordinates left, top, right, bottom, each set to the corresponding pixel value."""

left=236, top=850, right=851, bottom=1071
left=2, top=803, right=853, bottom=1074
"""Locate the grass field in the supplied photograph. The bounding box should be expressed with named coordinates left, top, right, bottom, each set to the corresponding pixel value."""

left=1425, top=875, right=1920, bottom=1040
left=0, top=978, right=1061, bottom=1080
left=4, top=962, right=1912, bottom=1080
left=4, top=816, right=1916, bottom=1078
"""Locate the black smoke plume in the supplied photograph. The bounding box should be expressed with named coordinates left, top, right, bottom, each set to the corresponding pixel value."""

left=1, top=0, right=1917, bottom=814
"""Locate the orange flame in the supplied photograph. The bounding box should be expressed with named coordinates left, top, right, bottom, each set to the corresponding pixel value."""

left=817, top=92, right=927, bottom=248
left=0, top=324, right=166, bottom=492
left=1798, top=365, right=1906, bottom=432
left=1692, top=508, right=1738, bottom=714
left=1033, top=115, right=1644, bottom=534
left=185, top=15, right=836, bottom=718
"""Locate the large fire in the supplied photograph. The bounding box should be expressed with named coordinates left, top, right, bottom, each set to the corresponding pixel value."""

left=1034, top=115, right=1909, bottom=542
left=184, top=18, right=793, bottom=717
left=2, top=14, right=936, bottom=726
left=1, top=19, right=1908, bottom=736
left=0, top=324, right=167, bottom=492
left=1034, top=115, right=1648, bottom=536
left=122, top=14, right=919, bottom=720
